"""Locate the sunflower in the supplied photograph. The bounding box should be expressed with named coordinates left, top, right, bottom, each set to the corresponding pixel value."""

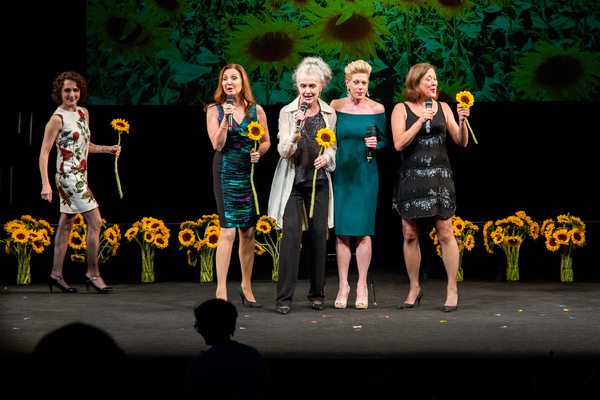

left=491, top=228, right=504, bottom=245
left=225, top=13, right=311, bottom=77
left=557, top=214, right=570, bottom=223
left=464, top=234, right=475, bottom=251
left=247, top=121, right=265, bottom=141
left=40, top=229, right=52, bottom=246
left=179, top=229, right=196, bottom=247
left=125, top=226, right=139, bottom=242
left=570, top=228, right=585, bottom=246
left=429, top=228, right=439, bottom=245
left=144, top=231, right=156, bottom=243
left=4, top=220, right=25, bottom=233
left=32, top=241, right=45, bottom=254
left=71, top=254, right=86, bottom=263
left=73, top=214, right=85, bottom=227
left=111, top=242, right=121, bottom=256
left=436, top=245, right=443, bottom=258
left=553, top=229, right=570, bottom=245
left=511, top=40, right=600, bottom=101
left=455, top=91, right=474, bottom=109
left=303, top=1, right=392, bottom=62
left=145, top=0, right=192, bottom=20
left=505, top=236, right=522, bottom=248
left=87, top=0, right=172, bottom=65
left=255, top=243, right=266, bottom=255
left=545, top=236, right=560, bottom=252
left=69, top=231, right=87, bottom=250
left=205, top=231, right=219, bottom=248
left=103, top=228, right=119, bottom=245
left=256, top=220, right=272, bottom=235
left=180, top=220, right=197, bottom=229
left=11, top=228, right=28, bottom=244
left=154, top=235, right=169, bottom=249
left=315, top=128, right=336, bottom=148
left=429, top=0, right=475, bottom=21
left=111, top=118, right=130, bottom=133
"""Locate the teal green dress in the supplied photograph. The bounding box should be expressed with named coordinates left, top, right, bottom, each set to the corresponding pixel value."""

left=332, top=112, right=387, bottom=236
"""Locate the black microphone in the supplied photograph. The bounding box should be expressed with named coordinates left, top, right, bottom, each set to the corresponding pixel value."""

left=226, top=95, right=233, bottom=131
left=425, top=97, right=432, bottom=133
left=366, top=125, right=373, bottom=163
left=296, top=102, right=308, bottom=133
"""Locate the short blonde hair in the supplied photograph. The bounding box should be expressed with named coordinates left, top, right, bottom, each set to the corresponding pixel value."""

left=344, top=60, right=371, bottom=80
left=292, top=56, right=332, bottom=89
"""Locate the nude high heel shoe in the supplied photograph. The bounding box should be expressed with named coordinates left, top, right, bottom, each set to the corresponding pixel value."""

left=355, top=286, right=368, bottom=310
left=334, top=286, right=350, bottom=309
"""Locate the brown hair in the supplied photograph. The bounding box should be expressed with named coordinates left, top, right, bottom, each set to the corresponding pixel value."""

left=402, top=63, right=437, bottom=103
left=51, top=71, right=88, bottom=105
left=203, top=64, right=255, bottom=114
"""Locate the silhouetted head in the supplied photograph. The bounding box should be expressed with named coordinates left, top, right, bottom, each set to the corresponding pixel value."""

left=194, top=298, right=238, bottom=345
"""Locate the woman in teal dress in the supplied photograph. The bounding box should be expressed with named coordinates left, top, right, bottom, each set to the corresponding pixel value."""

left=330, top=60, right=387, bottom=309
left=204, top=64, right=270, bottom=306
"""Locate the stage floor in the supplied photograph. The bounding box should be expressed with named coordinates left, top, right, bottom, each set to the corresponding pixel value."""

left=2, top=272, right=600, bottom=359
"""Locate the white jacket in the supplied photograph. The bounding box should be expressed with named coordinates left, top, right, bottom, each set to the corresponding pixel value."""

left=267, top=97, right=337, bottom=230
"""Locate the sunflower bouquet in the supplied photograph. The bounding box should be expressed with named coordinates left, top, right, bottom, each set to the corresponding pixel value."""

left=254, top=215, right=282, bottom=281
left=178, top=214, right=220, bottom=282
left=125, top=217, right=170, bottom=283
left=540, top=214, right=586, bottom=282
left=483, top=211, right=539, bottom=281
left=429, top=215, right=478, bottom=281
left=311, top=127, right=336, bottom=218
left=245, top=121, right=265, bottom=215
left=1, top=215, right=54, bottom=285
left=68, top=214, right=122, bottom=265
left=455, top=91, right=477, bottom=144
left=110, top=118, right=130, bottom=198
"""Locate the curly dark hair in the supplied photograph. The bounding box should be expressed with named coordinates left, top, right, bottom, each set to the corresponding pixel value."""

left=51, top=71, right=88, bottom=104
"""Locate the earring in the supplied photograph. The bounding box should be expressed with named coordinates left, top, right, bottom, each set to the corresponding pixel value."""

left=366, top=89, right=370, bottom=97
left=346, top=87, right=350, bottom=97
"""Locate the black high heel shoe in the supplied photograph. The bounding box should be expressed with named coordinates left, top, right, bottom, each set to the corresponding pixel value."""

left=444, top=296, right=459, bottom=312
left=47, top=276, right=78, bottom=293
left=398, top=289, right=423, bottom=309
left=84, top=276, right=115, bottom=293
left=238, top=286, right=261, bottom=308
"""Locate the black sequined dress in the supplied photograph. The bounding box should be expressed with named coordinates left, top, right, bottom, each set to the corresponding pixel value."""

left=392, top=102, right=456, bottom=220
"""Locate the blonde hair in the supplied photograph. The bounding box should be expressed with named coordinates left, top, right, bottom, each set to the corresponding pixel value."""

left=344, top=60, right=371, bottom=80
left=292, top=56, right=332, bottom=89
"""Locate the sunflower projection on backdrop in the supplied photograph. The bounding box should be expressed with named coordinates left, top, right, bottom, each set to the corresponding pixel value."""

left=303, top=1, right=392, bottom=62
left=429, top=0, right=476, bottom=20
left=379, top=0, right=425, bottom=12
left=87, top=0, right=172, bottom=65
left=225, top=13, right=311, bottom=77
left=146, top=0, right=193, bottom=20
left=511, top=40, right=600, bottom=101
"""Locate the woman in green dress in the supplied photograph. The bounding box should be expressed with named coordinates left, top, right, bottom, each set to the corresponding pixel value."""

left=330, top=60, right=387, bottom=309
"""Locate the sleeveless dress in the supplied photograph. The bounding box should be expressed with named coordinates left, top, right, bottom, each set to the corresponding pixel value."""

left=333, top=112, right=387, bottom=236
left=213, top=104, right=257, bottom=228
left=54, top=106, right=99, bottom=214
left=392, top=102, right=456, bottom=220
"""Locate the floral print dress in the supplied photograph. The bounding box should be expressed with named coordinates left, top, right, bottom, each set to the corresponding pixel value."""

left=54, top=107, right=99, bottom=214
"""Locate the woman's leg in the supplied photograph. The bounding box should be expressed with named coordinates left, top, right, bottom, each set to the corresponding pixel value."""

left=276, top=186, right=303, bottom=308
left=238, top=226, right=257, bottom=303
left=82, top=208, right=110, bottom=288
left=355, top=235, right=372, bottom=307
left=50, top=213, right=75, bottom=287
left=334, top=235, right=351, bottom=306
left=306, top=182, right=328, bottom=305
left=401, top=218, right=421, bottom=304
left=434, top=217, right=459, bottom=306
left=215, top=227, right=236, bottom=300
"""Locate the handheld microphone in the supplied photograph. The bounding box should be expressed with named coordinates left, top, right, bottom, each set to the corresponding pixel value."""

left=366, top=125, right=373, bottom=163
left=226, top=95, right=233, bottom=131
left=296, top=102, right=308, bottom=133
left=425, top=97, right=432, bottom=133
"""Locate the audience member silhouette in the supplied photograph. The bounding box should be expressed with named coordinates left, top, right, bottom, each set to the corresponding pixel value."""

left=182, top=298, right=271, bottom=399
left=30, top=322, right=144, bottom=400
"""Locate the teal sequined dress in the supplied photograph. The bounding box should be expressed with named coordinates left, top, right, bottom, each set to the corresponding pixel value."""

left=213, top=104, right=257, bottom=228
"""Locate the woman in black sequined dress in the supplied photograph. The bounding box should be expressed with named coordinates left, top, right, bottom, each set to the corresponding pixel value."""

left=391, top=63, right=470, bottom=312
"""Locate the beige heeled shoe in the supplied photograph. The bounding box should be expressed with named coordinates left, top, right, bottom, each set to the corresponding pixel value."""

left=355, top=286, right=368, bottom=309
left=334, top=286, right=350, bottom=309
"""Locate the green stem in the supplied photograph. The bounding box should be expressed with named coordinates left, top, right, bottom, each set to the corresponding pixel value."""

left=250, top=141, right=259, bottom=214
left=115, top=133, right=123, bottom=198
left=465, top=117, right=477, bottom=144
left=309, top=147, right=324, bottom=218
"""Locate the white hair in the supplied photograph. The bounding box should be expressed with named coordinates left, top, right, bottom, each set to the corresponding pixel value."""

left=292, top=56, right=332, bottom=89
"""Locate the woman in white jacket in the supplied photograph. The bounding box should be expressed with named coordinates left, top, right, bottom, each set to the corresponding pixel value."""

left=268, top=57, right=337, bottom=315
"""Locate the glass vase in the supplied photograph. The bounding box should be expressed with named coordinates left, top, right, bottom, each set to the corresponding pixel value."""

left=17, top=256, right=31, bottom=285
left=141, top=246, right=155, bottom=283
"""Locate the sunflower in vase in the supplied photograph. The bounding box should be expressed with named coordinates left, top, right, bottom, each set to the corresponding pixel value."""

left=125, top=217, right=170, bottom=283
left=68, top=213, right=122, bottom=265
left=429, top=215, right=478, bottom=281
left=540, top=214, right=586, bottom=282
left=178, top=214, right=220, bottom=283
left=254, top=215, right=282, bottom=281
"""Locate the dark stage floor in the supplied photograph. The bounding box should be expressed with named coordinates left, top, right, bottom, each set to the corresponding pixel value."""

left=2, top=272, right=600, bottom=398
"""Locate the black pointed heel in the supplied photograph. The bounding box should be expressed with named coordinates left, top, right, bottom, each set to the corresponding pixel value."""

left=238, top=286, right=261, bottom=308
left=47, top=276, right=78, bottom=293
left=444, top=296, right=459, bottom=312
left=398, top=289, right=423, bottom=309
left=84, top=276, right=115, bottom=293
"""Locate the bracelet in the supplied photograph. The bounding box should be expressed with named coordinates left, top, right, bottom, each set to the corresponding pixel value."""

left=101, top=145, right=105, bottom=153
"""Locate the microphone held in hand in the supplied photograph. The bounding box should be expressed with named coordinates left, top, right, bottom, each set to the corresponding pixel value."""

left=226, top=95, right=233, bottom=131
left=366, top=125, right=373, bottom=163
left=425, top=97, right=432, bottom=134
left=296, top=102, right=308, bottom=133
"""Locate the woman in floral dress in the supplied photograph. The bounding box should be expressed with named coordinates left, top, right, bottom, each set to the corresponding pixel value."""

left=39, top=71, right=120, bottom=293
